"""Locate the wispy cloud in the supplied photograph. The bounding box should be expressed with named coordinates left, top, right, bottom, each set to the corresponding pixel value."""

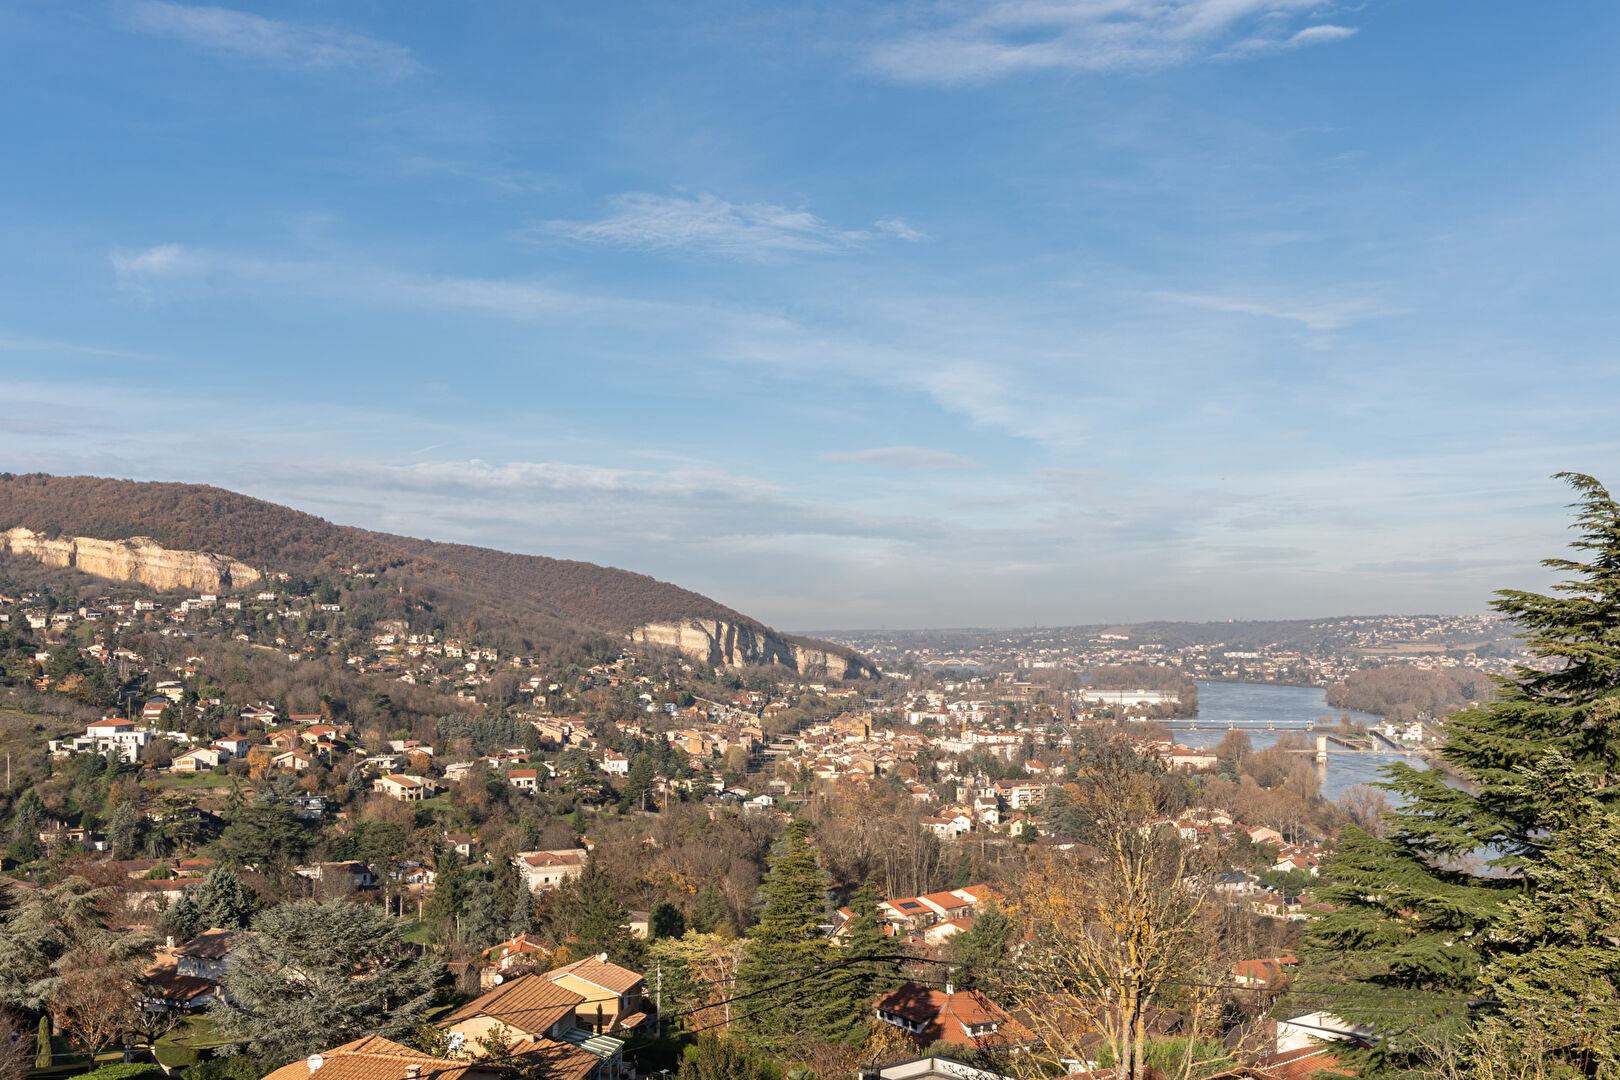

left=868, top=1, right=1358, bottom=84
left=120, top=1, right=419, bottom=80
left=823, top=446, right=984, bottom=469
left=1220, top=23, right=1358, bottom=59
left=1154, top=290, right=1394, bottom=331
left=537, top=193, right=927, bottom=259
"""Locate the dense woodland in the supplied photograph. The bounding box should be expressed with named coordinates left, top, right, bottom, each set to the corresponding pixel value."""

left=1323, top=664, right=1494, bottom=720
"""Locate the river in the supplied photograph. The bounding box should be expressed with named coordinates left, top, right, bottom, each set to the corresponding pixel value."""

left=1166, top=680, right=1428, bottom=802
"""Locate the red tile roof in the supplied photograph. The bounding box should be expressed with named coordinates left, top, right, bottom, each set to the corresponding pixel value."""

left=874, top=983, right=1026, bottom=1048
left=545, top=955, right=644, bottom=996
left=442, top=973, right=585, bottom=1037
left=260, top=1036, right=492, bottom=1080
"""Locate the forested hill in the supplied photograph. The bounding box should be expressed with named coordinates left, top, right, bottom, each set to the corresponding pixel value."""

left=0, top=472, right=858, bottom=668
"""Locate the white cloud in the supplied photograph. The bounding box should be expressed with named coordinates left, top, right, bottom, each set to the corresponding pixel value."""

left=538, top=193, right=926, bottom=259
left=120, top=1, right=419, bottom=80
left=109, top=242, right=195, bottom=279
left=874, top=219, right=930, bottom=243
left=867, top=1, right=1357, bottom=84
left=1221, top=22, right=1358, bottom=58
left=823, top=446, right=984, bottom=469
left=1154, top=290, right=1394, bottom=331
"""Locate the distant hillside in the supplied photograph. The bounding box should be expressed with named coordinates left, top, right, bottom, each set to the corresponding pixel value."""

left=0, top=472, right=874, bottom=678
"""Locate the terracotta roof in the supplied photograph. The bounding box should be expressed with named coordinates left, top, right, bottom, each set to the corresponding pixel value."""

left=484, top=932, right=548, bottom=961
left=919, top=891, right=972, bottom=911
left=1250, top=1045, right=1354, bottom=1079
left=512, top=1038, right=600, bottom=1080
left=442, top=973, right=585, bottom=1037
left=545, top=955, right=644, bottom=996
left=141, top=954, right=217, bottom=1003
left=874, top=983, right=1026, bottom=1048
left=261, top=1036, right=491, bottom=1080
left=176, top=928, right=240, bottom=960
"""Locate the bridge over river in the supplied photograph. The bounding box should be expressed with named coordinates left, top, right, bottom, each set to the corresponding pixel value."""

left=1162, top=719, right=1411, bottom=755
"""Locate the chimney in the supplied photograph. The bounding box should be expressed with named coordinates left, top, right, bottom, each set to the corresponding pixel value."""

left=944, top=981, right=955, bottom=996
left=405, top=1067, right=421, bottom=1079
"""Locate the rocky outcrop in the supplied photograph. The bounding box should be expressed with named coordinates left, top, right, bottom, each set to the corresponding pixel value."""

left=1, top=527, right=260, bottom=592
left=629, top=619, right=876, bottom=680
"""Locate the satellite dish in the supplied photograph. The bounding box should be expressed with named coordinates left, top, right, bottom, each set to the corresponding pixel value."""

left=306, top=1055, right=325, bottom=1074
left=492, top=973, right=504, bottom=985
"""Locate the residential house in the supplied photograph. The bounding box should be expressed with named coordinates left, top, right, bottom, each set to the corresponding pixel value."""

left=172, top=746, right=222, bottom=772
left=272, top=749, right=315, bottom=772
left=514, top=849, right=589, bottom=893
left=991, top=779, right=1047, bottom=810
left=374, top=774, right=440, bottom=801
left=1232, top=955, right=1298, bottom=988
left=48, top=719, right=153, bottom=762
left=173, top=928, right=242, bottom=982
left=259, top=1036, right=511, bottom=1080
left=294, top=862, right=378, bottom=890
left=508, top=768, right=540, bottom=792
left=916, top=891, right=977, bottom=923
left=875, top=1058, right=1017, bottom=1080
left=438, top=975, right=612, bottom=1080
left=600, top=751, right=630, bottom=776
left=874, top=983, right=1027, bottom=1050
left=484, top=931, right=550, bottom=972
left=544, top=954, right=651, bottom=1034
left=213, top=736, right=251, bottom=758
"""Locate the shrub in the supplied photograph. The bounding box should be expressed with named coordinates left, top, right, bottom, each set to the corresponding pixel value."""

left=79, top=1065, right=161, bottom=1080
left=154, top=1046, right=200, bottom=1068
left=182, top=1056, right=273, bottom=1080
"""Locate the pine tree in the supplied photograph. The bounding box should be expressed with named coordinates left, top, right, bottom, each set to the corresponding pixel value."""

left=650, top=901, right=685, bottom=939
left=108, top=799, right=142, bottom=860
left=737, top=822, right=844, bottom=1053
left=212, top=898, right=438, bottom=1064
left=691, top=879, right=727, bottom=935
left=7, top=788, right=44, bottom=863
left=949, top=898, right=1012, bottom=988
left=1472, top=752, right=1620, bottom=1074
left=619, top=752, right=658, bottom=813
left=192, top=865, right=258, bottom=931
left=952, top=850, right=974, bottom=889
left=160, top=889, right=203, bottom=943
left=554, top=857, right=642, bottom=967
left=1303, top=474, right=1620, bottom=1076
left=830, top=877, right=898, bottom=1037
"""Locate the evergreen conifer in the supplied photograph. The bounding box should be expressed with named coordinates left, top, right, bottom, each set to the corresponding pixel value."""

left=1304, top=474, right=1620, bottom=1075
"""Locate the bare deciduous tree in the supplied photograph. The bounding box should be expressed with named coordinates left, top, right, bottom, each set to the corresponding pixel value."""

left=997, top=764, right=1227, bottom=1080
left=49, top=950, right=141, bottom=1058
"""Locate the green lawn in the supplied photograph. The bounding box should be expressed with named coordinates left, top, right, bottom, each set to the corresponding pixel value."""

left=157, top=1015, right=219, bottom=1048
left=401, top=920, right=436, bottom=945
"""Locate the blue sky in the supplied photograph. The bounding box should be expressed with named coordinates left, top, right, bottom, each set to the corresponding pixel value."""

left=2, top=1, right=1618, bottom=630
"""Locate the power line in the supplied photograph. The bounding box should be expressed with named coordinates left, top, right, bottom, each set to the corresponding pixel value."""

left=657, top=949, right=1620, bottom=1019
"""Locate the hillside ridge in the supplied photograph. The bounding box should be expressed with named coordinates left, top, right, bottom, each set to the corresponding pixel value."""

left=0, top=472, right=874, bottom=677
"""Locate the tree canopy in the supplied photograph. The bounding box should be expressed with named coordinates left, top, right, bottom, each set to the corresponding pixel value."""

left=211, top=899, right=438, bottom=1064
left=1304, top=473, right=1620, bottom=1076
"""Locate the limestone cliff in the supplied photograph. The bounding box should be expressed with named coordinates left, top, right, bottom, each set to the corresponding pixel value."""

left=628, top=619, right=876, bottom=679
left=1, top=527, right=261, bottom=592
